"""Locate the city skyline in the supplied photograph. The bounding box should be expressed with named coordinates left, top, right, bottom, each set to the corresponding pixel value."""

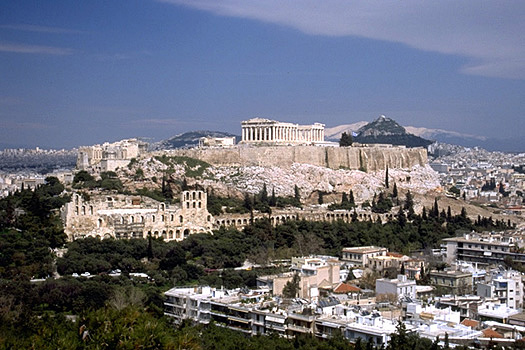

left=1, top=1, right=524, bottom=149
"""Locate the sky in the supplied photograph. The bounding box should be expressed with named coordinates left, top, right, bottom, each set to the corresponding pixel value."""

left=0, top=0, right=524, bottom=149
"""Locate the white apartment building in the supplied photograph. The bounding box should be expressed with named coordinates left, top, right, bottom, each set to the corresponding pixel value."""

left=341, top=246, right=388, bottom=267
left=375, top=275, right=417, bottom=300
left=477, top=271, right=523, bottom=309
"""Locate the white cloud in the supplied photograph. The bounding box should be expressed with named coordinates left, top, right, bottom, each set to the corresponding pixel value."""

left=160, top=0, right=525, bottom=79
left=0, top=42, right=74, bottom=55
left=0, top=24, right=86, bottom=34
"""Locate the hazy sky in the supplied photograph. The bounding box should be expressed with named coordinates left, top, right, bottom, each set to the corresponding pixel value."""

left=1, top=0, right=524, bottom=149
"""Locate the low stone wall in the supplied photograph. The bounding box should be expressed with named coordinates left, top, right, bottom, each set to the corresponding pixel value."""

left=159, top=145, right=427, bottom=171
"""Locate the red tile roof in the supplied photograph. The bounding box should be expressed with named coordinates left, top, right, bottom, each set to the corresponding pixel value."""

left=482, top=328, right=503, bottom=339
left=461, top=319, right=480, bottom=329
left=333, top=282, right=361, bottom=294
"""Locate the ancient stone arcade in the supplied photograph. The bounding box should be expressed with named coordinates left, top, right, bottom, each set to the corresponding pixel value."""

left=61, top=190, right=213, bottom=241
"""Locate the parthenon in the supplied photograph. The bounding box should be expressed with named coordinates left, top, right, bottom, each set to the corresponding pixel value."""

left=241, top=118, right=325, bottom=144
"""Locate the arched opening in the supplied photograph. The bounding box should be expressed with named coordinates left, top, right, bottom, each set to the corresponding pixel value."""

left=183, top=229, right=190, bottom=238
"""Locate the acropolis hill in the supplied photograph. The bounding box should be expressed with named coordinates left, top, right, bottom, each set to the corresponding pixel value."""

left=79, top=118, right=428, bottom=172
left=155, top=117, right=428, bottom=171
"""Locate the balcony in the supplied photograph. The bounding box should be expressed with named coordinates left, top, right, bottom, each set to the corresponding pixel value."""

left=287, top=324, right=312, bottom=334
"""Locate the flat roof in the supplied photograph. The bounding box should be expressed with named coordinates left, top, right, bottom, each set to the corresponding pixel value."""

left=342, top=246, right=387, bottom=254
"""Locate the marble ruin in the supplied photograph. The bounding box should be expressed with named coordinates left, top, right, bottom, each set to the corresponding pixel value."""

left=241, top=118, right=325, bottom=145
left=77, top=138, right=148, bottom=172
left=61, top=190, right=213, bottom=241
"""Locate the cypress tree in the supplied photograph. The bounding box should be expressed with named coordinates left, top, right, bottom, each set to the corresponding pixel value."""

left=385, top=166, right=389, bottom=189
left=392, top=182, right=398, bottom=198
left=349, top=190, right=355, bottom=207
left=270, top=188, right=277, bottom=206
left=260, top=183, right=268, bottom=204
left=294, top=185, right=301, bottom=207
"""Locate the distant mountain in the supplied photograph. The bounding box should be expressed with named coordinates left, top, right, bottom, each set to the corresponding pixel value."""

left=327, top=118, right=524, bottom=152
left=324, top=121, right=368, bottom=140
left=350, top=115, right=433, bottom=148
left=154, top=130, right=239, bottom=150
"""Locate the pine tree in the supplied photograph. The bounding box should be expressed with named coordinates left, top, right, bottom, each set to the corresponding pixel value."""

left=318, top=191, right=324, bottom=205
left=447, top=206, right=452, bottom=222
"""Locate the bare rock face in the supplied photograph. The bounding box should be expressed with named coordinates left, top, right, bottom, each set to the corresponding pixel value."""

left=115, top=147, right=436, bottom=206
left=164, top=145, right=427, bottom=171
left=202, top=163, right=440, bottom=204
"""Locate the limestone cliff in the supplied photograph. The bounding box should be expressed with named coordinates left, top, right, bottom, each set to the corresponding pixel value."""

left=157, top=145, right=427, bottom=172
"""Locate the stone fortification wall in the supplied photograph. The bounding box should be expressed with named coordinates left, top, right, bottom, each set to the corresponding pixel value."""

left=160, top=146, right=427, bottom=171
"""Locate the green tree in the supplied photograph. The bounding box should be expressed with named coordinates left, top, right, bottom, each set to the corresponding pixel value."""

left=449, top=186, right=460, bottom=197
left=349, top=190, right=356, bottom=207
left=339, top=132, right=353, bottom=147
left=293, top=185, right=302, bottom=208
left=385, top=166, right=389, bottom=189
left=282, top=273, right=300, bottom=298
left=260, top=183, right=268, bottom=204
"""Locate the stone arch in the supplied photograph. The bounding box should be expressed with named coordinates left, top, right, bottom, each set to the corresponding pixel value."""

left=183, top=229, right=190, bottom=238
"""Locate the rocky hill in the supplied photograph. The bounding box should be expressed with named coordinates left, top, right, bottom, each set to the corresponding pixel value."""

left=353, top=116, right=433, bottom=148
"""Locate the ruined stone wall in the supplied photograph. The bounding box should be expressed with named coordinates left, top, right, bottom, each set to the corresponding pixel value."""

left=162, top=146, right=427, bottom=171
